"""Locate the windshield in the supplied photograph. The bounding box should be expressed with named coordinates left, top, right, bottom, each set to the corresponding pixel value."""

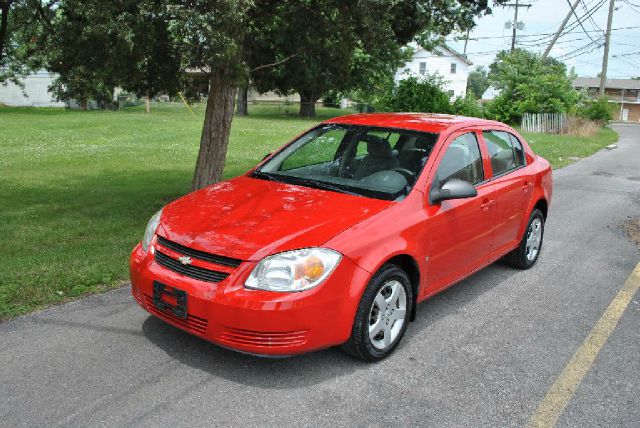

left=253, top=124, right=438, bottom=201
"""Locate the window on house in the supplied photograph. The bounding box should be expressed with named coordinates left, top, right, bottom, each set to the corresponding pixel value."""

left=419, top=62, right=426, bottom=75
left=450, top=63, right=457, bottom=74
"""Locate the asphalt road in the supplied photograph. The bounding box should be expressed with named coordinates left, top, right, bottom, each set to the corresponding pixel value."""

left=2, top=124, right=639, bottom=428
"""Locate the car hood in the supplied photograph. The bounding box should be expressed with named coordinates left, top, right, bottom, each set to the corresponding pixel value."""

left=157, top=175, right=393, bottom=261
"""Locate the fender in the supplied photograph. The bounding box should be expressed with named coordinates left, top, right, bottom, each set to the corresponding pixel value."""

left=325, top=189, right=430, bottom=303
left=518, top=157, right=553, bottom=239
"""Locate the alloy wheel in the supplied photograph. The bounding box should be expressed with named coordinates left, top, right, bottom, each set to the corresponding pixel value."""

left=526, top=218, right=543, bottom=262
left=368, top=280, right=407, bottom=350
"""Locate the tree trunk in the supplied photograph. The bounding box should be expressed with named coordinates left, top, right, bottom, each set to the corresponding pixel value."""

left=0, top=1, right=10, bottom=64
left=236, top=86, right=248, bottom=116
left=144, top=96, right=151, bottom=113
left=191, top=72, right=238, bottom=190
left=299, top=91, right=317, bottom=117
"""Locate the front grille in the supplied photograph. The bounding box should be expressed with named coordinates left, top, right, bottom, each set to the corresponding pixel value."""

left=219, top=327, right=309, bottom=348
left=157, top=236, right=243, bottom=268
left=155, top=251, right=230, bottom=283
left=144, top=294, right=208, bottom=335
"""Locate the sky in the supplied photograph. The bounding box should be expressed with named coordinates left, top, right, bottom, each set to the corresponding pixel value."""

left=445, top=0, right=640, bottom=78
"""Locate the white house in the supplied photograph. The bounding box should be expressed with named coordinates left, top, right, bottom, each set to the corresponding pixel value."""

left=0, top=70, right=65, bottom=107
left=481, top=85, right=501, bottom=101
left=396, top=43, right=472, bottom=99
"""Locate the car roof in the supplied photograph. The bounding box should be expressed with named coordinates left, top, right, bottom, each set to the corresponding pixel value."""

left=323, top=113, right=506, bottom=134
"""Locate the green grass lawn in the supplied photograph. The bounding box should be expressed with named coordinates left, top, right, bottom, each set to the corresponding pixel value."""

left=521, top=127, right=619, bottom=168
left=0, top=104, right=619, bottom=318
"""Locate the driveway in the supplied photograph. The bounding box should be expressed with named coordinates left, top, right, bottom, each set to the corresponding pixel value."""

left=1, top=124, right=639, bottom=427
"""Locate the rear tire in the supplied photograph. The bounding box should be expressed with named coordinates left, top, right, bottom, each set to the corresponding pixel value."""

left=505, top=208, right=545, bottom=269
left=341, top=264, right=413, bottom=362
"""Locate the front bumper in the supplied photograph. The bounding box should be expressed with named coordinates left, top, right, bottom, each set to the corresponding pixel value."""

left=129, top=243, right=371, bottom=356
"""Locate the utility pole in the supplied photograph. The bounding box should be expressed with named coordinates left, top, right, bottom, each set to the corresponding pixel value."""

left=503, top=0, right=532, bottom=52
left=600, top=0, right=616, bottom=96
left=463, top=28, right=471, bottom=56
left=542, top=0, right=582, bottom=59
left=454, top=29, right=477, bottom=57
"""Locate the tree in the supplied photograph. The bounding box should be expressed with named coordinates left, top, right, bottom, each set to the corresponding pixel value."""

left=247, top=2, right=403, bottom=117
left=43, top=1, right=501, bottom=190
left=248, top=2, right=499, bottom=117
left=44, top=0, right=250, bottom=188
left=486, top=49, right=579, bottom=123
left=49, top=67, right=116, bottom=109
left=466, top=66, right=489, bottom=99
left=45, top=1, right=182, bottom=112
left=0, top=0, right=55, bottom=85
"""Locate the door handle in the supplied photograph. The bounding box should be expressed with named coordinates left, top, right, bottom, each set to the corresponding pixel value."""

left=523, top=181, right=531, bottom=192
left=480, top=200, right=493, bottom=211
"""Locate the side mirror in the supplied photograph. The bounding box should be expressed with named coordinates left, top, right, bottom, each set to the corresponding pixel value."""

left=262, top=152, right=272, bottom=161
left=430, top=178, right=477, bottom=204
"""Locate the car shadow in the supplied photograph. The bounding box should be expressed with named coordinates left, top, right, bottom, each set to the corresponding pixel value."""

left=141, top=259, right=523, bottom=388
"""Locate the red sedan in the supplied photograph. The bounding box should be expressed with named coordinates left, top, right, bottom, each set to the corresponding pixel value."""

left=130, top=114, right=552, bottom=361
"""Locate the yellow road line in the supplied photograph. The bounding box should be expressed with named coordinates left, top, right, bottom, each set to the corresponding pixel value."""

left=528, top=262, right=640, bottom=428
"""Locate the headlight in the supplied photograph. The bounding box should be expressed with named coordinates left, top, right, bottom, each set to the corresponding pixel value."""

left=245, top=248, right=342, bottom=292
left=141, top=209, right=163, bottom=252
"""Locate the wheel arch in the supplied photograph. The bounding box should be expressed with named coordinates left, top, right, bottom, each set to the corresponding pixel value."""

left=518, top=194, right=549, bottom=240
left=383, top=254, right=420, bottom=321
left=533, top=198, right=548, bottom=220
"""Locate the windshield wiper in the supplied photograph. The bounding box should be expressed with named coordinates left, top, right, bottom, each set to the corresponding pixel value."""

left=250, top=171, right=279, bottom=181
left=253, top=171, right=360, bottom=197
left=285, top=177, right=361, bottom=196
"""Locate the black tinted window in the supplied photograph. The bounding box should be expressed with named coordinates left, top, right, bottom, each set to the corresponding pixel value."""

left=509, top=133, right=526, bottom=167
left=436, top=132, right=484, bottom=187
left=483, top=130, right=517, bottom=176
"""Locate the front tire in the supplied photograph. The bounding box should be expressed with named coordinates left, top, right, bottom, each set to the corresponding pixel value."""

left=505, top=208, right=545, bottom=269
left=341, top=264, right=413, bottom=362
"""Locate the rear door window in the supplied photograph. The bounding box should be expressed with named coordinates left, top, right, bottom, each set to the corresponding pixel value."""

left=508, top=133, right=526, bottom=167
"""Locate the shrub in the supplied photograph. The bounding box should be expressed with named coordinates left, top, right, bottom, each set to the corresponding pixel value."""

left=451, top=93, right=484, bottom=118
left=577, top=97, right=615, bottom=123
left=387, top=76, right=452, bottom=114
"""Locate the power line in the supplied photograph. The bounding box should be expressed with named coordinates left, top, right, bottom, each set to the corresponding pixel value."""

left=542, top=0, right=584, bottom=58
left=613, top=56, right=640, bottom=69
left=613, top=51, right=640, bottom=57
left=525, top=0, right=607, bottom=44
left=568, top=0, right=598, bottom=43
left=622, top=0, right=640, bottom=13
left=559, top=38, right=605, bottom=60
left=462, top=25, right=639, bottom=41
left=582, top=0, right=602, bottom=30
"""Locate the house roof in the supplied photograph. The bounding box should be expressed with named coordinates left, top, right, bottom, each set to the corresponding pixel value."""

left=573, top=77, right=640, bottom=90
left=413, top=42, right=473, bottom=66
left=435, top=44, right=473, bottom=66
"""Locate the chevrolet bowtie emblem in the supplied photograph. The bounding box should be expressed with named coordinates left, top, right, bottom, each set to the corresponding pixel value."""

left=178, top=256, right=193, bottom=265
